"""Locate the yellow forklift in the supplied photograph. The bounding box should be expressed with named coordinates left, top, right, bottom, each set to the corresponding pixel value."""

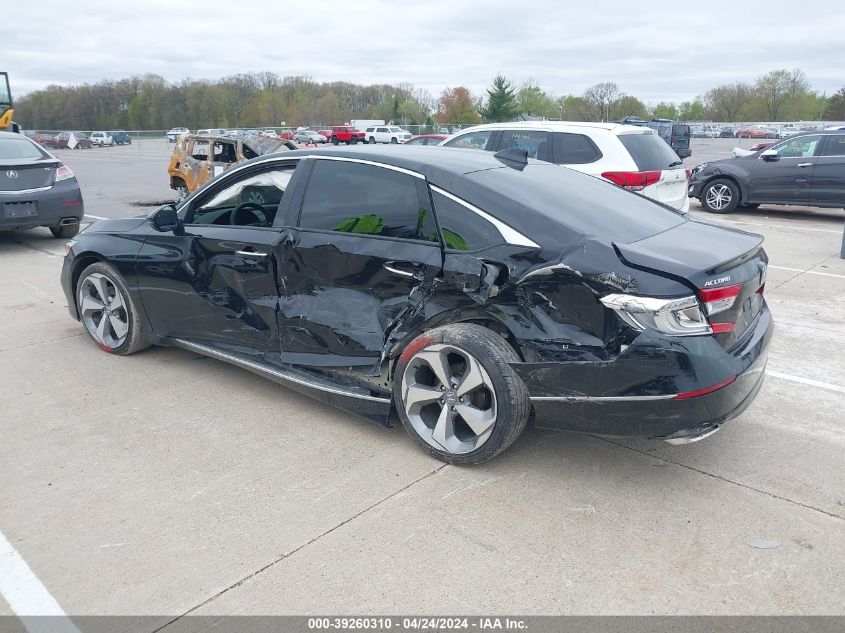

left=0, top=72, right=19, bottom=133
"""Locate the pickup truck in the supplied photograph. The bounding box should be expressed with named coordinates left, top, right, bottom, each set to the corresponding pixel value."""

left=327, top=125, right=365, bottom=145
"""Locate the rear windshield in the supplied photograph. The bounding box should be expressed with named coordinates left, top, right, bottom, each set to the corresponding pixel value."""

left=618, top=133, right=683, bottom=170
left=465, top=164, right=685, bottom=245
left=0, top=137, right=47, bottom=160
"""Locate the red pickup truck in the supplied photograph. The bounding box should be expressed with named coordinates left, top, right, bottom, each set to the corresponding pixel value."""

left=328, top=125, right=365, bottom=145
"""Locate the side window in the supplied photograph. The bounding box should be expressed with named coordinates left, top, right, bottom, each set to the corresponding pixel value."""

left=186, top=167, right=294, bottom=227
left=772, top=135, right=822, bottom=158
left=443, top=130, right=495, bottom=151
left=213, top=141, right=237, bottom=163
left=819, top=135, right=845, bottom=157
left=430, top=190, right=502, bottom=251
left=498, top=130, right=551, bottom=161
left=190, top=139, right=209, bottom=161
left=377, top=127, right=388, bottom=133
left=299, top=161, right=433, bottom=241
left=553, top=133, right=602, bottom=164
left=366, top=127, right=374, bottom=133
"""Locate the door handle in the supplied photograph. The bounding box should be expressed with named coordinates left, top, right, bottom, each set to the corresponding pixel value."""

left=235, top=249, right=268, bottom=259
left=797, top=162, right=813, bottom=168
left=383, top=261, right=423, bottom=280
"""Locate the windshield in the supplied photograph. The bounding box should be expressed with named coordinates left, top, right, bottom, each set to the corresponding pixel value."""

left=0, top=137, right=48, bottom=160
left=618, top=133, right=683, bottom=170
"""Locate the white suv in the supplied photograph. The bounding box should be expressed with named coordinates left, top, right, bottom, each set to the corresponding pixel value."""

left=167, top=127, right=190, bottom=142
left=89, top=131, right=113, bottom=147
left=365, top=126, right=413, bottom=144
left=440, top=122, right=689, bottom=211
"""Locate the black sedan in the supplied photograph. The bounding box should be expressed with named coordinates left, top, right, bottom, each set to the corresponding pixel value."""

left=1, top=131, right=83, bottom=237
left=61, top=146, right=772, bottom=464
left=690, top=130, right=845, bottom=213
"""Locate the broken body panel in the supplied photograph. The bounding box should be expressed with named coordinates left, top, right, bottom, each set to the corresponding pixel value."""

left=66, top=146, right=772, bottom=440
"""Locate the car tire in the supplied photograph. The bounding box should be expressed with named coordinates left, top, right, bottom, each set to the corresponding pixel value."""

left=369, top=136, right=376, bottom=144
left=49, top=222, right=79, bottom=239
left=351, top=137, right=358, bottom=144
left=391, top=137, right=398, bottom=144
left=701, top=178, right=740, bottom=214
left=76, top=262, right=152, bottom=356
left=331, top=136, right=339, bottom=145
left=393, top=323, right=530, bottom=465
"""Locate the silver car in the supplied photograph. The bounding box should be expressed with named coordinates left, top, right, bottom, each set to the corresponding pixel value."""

left=294, top=130, right=327, bottom=144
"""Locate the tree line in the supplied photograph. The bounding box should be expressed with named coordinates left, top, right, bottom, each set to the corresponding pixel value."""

left=16, top=69, right=845, bottom=131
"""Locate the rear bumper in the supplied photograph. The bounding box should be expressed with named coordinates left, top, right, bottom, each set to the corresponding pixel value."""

left=676, top=147, right=692, bottom=158
left=0, top=179, right=84, bottom=230
left=513, top=303, right=773, bottom=439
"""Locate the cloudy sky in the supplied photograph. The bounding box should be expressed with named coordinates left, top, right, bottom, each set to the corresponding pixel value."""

left=3, top=0, right=844, bottom=102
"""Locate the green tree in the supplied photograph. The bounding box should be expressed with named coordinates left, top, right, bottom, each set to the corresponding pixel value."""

left=516, top=79, right=557, bottom=118
left=704, top=82, right=753, bottom=121
left=822, top=87, right=845, bottom=120
left=678, top=100, right=706, bottom=120
left=582, top=82, right=621, bottom=121
left=755, top=69, right=809, bottom=121
left=479, top=75, right=518, bottom=122
left=612, top=95, right=649, bottom=120
left=652, top=102, right=679, bottom=120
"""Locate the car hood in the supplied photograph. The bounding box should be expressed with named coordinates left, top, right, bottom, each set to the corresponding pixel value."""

left=83, top=217, right=148, bottom=233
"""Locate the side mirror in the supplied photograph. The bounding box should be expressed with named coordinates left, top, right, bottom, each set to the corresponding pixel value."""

left=761, top=149, right=779, bottom=161
left=150, top=203, right=180, bottom=232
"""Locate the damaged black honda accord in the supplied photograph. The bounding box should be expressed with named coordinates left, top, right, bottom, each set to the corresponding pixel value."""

left=60, top=146, right=772, bottom=464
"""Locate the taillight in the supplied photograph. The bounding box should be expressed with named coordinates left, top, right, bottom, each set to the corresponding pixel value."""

left=601, top=171, right=662, bottom=191
left=55, top=165, right=74, bottom=182
left=673, top=375, right=737, bottom=399
left=698, top=284, right=742, bottom=316
left=600, top=293, right=711, bottom=336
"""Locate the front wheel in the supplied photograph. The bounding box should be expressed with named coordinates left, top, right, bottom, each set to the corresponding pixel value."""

left=331, top=136, right=339, bottom=145
left=390, top=137, right=398, bottom=144
left=76, top=262, right=151, bottom=355
left=701, top=178, right=740, bottom=214
left=394, top=323, right=530, bottom=465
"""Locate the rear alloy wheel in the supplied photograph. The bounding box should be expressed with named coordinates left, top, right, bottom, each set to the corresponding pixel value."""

left=702, top=179, right=740, bottom=214
left=369, top=136, right=376, bottom=145
left=76, top=262, right=150, bottom=355
left=390, top=137, right=398, bottom=144
left=394, top=324, right=530, bottom=465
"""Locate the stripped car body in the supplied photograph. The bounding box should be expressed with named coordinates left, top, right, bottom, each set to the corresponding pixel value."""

left=63, top=146, right=772, bottom=462
left=167, top=133, right=295, bottom=200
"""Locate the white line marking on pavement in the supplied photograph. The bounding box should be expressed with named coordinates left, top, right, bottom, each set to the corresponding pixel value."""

left=768, top=265, right=845, bottom=280
left=83, top=214, right=107, bottom=221
left=767, top=370, right=845, bottom=394
left=0, top=529, right=80, bottom=632
left=696, top=216, right=843, bottom=235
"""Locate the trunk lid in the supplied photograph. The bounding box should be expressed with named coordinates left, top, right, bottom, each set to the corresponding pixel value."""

left=614, top=219, right=768, bottom=347
left=0, top=159, right=60, bottom=191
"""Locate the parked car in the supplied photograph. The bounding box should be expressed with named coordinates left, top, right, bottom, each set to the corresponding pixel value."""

left=167, top=127, right=190, bottom=142
left=316, top=129, right=332, bottom=139
left=167, top=133, right=296, bottom=201
left=110, top=130, right=131, bottom=145
left=293, top=129, right=328, bottom=144
left=278, top=128, right=295, bottom=140
left=61, top=146, right=772, bottom=464
left=689, top=130, right=845, bottom=213
left=719, top=127, right=736, bottom=138
left=90, top=131, right=114, bottom=147
left=403, top=134, right=448, bottom=146
left=0, top=131, right=83, bottom=237
left=196, top=129, right=225, bottom=137
left=441, top=121, right=690, bottom=211
left=365, top=125, right=413, bottom=144
left=327, top=126, right=365, bottom=145
left=262, top=129, right=278, bottom=138
left=55, top=132, right=92, bottom=149
left=738, top=126, right=770, bottom=139
left=31, top=133, right=59, bottom=148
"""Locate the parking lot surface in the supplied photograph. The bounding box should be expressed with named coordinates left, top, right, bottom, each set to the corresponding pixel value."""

left=1, top=138, right=844, bottom=619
